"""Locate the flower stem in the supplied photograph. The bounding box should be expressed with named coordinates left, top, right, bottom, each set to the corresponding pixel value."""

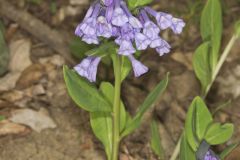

left=205, top=35, right=238, bottom=96
left=112, top=55, right=122, bottom=160
left=169, top=135, right=182, bottom=160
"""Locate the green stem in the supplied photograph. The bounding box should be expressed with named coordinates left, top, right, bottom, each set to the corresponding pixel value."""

left=169, top=134, right=182, bottom=160
left=205, top=35, right=238, bottom=96
left=111, top=55, right=122, bottom=160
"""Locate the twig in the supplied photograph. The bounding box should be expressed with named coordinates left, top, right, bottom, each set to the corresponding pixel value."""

left=0, top=0, right=75, bottom=64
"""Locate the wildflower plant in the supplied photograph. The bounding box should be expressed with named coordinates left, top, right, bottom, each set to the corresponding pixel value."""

left=63, top=0, right=185, bottom=159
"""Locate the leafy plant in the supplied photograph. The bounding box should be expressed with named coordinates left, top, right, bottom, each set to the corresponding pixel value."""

left=180, top=97, right=235, bottom=160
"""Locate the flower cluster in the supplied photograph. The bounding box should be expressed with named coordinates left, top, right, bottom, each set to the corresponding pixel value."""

left=74, top=0, right=185, bottom=82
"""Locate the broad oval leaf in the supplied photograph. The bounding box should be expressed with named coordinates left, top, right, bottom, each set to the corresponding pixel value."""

left=200, top=0, right=222, bottom=69
left=193, top=42, right=211, bottom=92
left=150, top=120, right=165, bottom=159
left=121, top=73, right=169, bottom=137
left=90, top=112, right=112, bottom=159
left=63, top=66, right=112, bottom=112
left=185, top=97, right=199, bottom=151
left=195, top=97, right=213, bottom=140
left=205, top=123, right=234, bottom=145
left=180, top=132, right=196, bottom=160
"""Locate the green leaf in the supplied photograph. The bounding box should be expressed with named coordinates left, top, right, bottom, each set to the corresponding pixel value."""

left=195, top=97, right=213, bottom=140
left=200, top=0, right=222, bottom=69
left=128, top=0, right=153, bottom=10
left=0, top=115, right=5, bottom=121
left=235, top=20, right=240, bottom=37
left=220, top=143, right=239, bottom=159
left=150, top=120, right=165, bottom=159
left=121, top=73, right=169, bottom=137
left=120, top=56, right=131, bottom=81
left=99, top=82, right=127, bottom=132
left=180, top=132, right=196, bottom=160
left=205, top=123, right=234, bottom=145
left=0, top=24, right=9, bottom=76
left=193, top=42, right=211, bottom=92
left=69, top=37, right=95, bottom=59
left=111, top=54, right=132, bottom=82
left=63, top=66, right=112, bottom=112
left=85, top=42, right=115, bottom=57
left=185, top=97, right=199, bottom=151
left=90, top=112, right=112, bottom=159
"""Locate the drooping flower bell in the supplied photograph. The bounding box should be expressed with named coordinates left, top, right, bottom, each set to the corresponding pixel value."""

left=74, top=0, right=185, bottom=82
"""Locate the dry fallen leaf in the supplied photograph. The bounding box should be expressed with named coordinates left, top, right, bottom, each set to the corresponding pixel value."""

left=0, top=39, right=32, bottom=91
left=10, top=108, right=57, bottom=132
left=0, top=120, right=30, bottom=136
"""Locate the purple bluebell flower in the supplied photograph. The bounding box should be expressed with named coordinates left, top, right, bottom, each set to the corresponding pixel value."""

left=111, top=0, right=129, bottom=27
left=102, top=0, right=113, bottom=7
left=82, top=35, right=99, bottom=44
left=73, top=0, right=185, bottom=82
left=170, top=18, right=186, bottom=34
left=156, top=40, right=171, bottom=56
left=74, top=56, right=101, bottom=82
left=135, top=32, right=151, bottom=50
left=97, top=16, right=113, bottom=38
left=204, top=151, right=219, bottom=160
left=118, top=39, right=136, bottom=55
left=128, top=55, right=148, bottom=77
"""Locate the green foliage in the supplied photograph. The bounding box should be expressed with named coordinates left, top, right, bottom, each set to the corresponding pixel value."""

left=193, top=0, right=223, bottom=94
left=0, top=115, right=5, bottom=121
left=200, top=0, right=222, bottom=70
left=235, top=20, right=240, bottom=37
left=150, top=120, right=165, bottom=159
left=90, top=82, right=127, bottom=159
left=63, top=66, right=112, bottom=112
left=193, top=42, right=211, bottom=91
left=90, top=112, right=112, bottom=159
left=85, top=42, right=115, bottom=57
left=180, top=132, right=196, bottom=160
left=121, top=73, right=169, bottom=138
left=127, top=0, right=153, bottom=10
left=69, top=37, right=95, bottom=59
left=205, top=123, right=234, bottom=145
left=183, top=96, right=234, bottom=158
left=111, top=54, right=132, bottom=82
left=0, top=23, right=9, bottom=76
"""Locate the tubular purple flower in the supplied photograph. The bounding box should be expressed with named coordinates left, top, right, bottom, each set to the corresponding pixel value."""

left=75, top=24, right=83, bottom=37
left=156, top=12, right=173, bottom=30
left=128, top=55, right=148, bottom=77
left=156, top=40, right=171, bottom=56
left=80, top=3, right=101, bottom=35
left=135, top=32, right=151, bottom=50
left=121, top=2, right=142, bottom=29
left=144, top=7, right=172, bottom=30
left=204, top=151, right=219, bottom=160
left=97, top=16, right=113, bottom=38
left=170, top=18, right=186, bottom=34
left=111, top=0, right=128, bottom=27
left=74, top=56, right=101, bottom=82
left=120, top=23, right=135, bottom=40
left=106, top=3, right=114, bottom=22
left=118, top=40, right=136, bottom=55
left=102, top=0, right=113, bottom=6
left=82, top=35, right=99, bottom=44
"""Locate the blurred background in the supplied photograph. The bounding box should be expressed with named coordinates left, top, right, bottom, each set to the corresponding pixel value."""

left=0, top=0, right=239, bottom=159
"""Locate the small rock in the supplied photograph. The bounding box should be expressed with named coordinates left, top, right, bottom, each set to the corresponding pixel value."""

left=10, top=108, right=57, bottom=132
left=0, top=120, right=30, bottom=136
